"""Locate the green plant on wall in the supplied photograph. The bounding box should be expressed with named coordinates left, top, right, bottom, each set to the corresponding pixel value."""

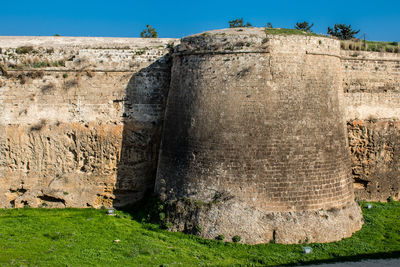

left=228, top=18, right=252, bottom=28
left=15, top=46, right=34, bottom=54
left=327, top=24, right=360, bottom=40
left=232, top=235, right=241, bottom=243
left=140, top=25, right=158, bottom=38
left=295, top=21, right=314, bottom=32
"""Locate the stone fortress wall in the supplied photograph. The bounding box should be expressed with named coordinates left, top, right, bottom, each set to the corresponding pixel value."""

left=0, top=31, right=399, bottom=210
left=0, top=36, right=177, bottom=208
left=155, top=29, right=362, bottom=244
left=342, top=50, right=400, bottom=201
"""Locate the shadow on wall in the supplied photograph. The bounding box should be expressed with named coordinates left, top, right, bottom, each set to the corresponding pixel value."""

left=113, top=52, right=173, bottom=207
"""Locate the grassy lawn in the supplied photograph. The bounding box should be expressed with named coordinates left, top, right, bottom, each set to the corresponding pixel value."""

left=0, top=201, right=399, bottom=266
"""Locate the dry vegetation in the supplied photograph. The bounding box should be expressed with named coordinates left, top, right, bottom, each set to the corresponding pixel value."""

left=341, top=40, right=400, bottom=53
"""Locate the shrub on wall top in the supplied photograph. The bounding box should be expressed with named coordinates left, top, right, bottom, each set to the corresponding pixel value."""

left=140, top=25, right=158, bottom=38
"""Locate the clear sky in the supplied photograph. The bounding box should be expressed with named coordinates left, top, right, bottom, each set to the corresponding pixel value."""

left=1, top=0, right=399, bottom=41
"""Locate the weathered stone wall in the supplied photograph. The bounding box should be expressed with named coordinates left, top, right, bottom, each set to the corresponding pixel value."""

left=342, top=50, right=400, bottom=201
left=0, top=37, right=178, bottom=208
left=155, top=28, right=362, bottom=244
left=0, top=34, right=399, bottom=211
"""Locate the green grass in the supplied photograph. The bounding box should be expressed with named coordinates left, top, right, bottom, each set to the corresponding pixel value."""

left=0, top=201, right=399, bottom=266
left=264, top=28, right=324, bottom=37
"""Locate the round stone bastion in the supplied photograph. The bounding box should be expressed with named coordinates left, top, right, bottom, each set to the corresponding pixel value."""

left=155, top=28, right=363, bottom=244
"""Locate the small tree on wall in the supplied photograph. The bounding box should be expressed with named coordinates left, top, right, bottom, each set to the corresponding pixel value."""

left=327, top=24, right=360, bottom=40
left=295, top=21, right=314, bottom=32
left=229, top=18, right=252, bottom=28
left=140, top=25, right=158, bottom=38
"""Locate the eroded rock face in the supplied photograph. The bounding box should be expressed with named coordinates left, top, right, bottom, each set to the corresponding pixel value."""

left=155, top=28, right=363, bottom=244
left=0, top=121, right=164, bottom=208
left=348, top=120, right=400, bottom=201
left=0, top=123, right=121, bottom=208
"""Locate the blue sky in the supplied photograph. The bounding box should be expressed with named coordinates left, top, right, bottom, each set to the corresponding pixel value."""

left=1, top=0, right=399, bottom=41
